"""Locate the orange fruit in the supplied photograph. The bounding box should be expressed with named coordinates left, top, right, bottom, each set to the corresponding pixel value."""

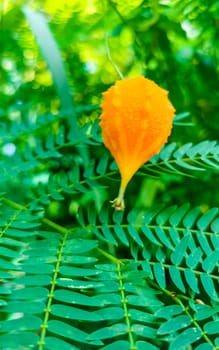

left=99, top=76, right=175, bottom=210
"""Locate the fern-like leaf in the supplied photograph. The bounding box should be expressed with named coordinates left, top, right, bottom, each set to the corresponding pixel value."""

left=1, top=198, right=219, bottom=349
left=144, top=140, right=219, bottom=177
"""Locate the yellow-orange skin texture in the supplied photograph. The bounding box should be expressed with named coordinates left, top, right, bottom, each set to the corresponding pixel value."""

left=99, top=76, right=175, bottom=207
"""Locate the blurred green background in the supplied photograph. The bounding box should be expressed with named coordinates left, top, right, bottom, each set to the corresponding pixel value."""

left=1, top=0, right=219, bottom=217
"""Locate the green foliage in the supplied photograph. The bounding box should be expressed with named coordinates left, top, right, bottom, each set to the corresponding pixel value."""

left=1, top=1, right=219, bottom=349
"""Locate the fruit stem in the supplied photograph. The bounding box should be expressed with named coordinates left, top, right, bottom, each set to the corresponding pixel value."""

left=110, top=182, right=126, bottom=210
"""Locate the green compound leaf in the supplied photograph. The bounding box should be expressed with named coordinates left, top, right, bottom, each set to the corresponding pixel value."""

left=136, top=341, right=160, bottom=350
left=14, top=274, right=52, bottom=286
left=127, top=224, right=144, bottom=247
left=184, top=268, right=199, bottom=293
left=2, top=301, right=45, bottom=314
left=97, top=306, right=124, bottom=321
left=48, top=320, right=92, bottom=345
left=0, top=315, right=42, bottom=332
left=132, top=324, right=157, bottom=338
left=114, top=224, right=129, bottom=246
left=194, top=305, right=219, bottom=321
left=10, top=287, right=49, bottom=300
left=51, top=304, right=102, bottom=321
left=129, top=309, right=157, bottom=324
left=194, top=344, right=214, bottom=350
left=200, top=273, right=218, bottom=301
left=153, top=262, right=166, bottom=289
left=170, top=234, right=190, bottom=265
left=44, top=336, right=79, bottom=350
left=155, top=305, right=184, bottom=319
left=169, top=327, right=202, bottom=350
left=158, top=315, right=191, bottom=334
left=197, top=208, right=219, bottom=231
left=87, top=323, right=128, bottom=341
left=186, top=247, right=203, bottom=269
left=145, top=141, right=219, bottom=177
left=101, top=340, right=130, bottom=350
left=204, top=320, right=219, bottom=335
left=1, top=192, right=219, bottom=350
left=202, top=250, right=219, bottom=273
left=0, top=332, right=39, bottom=348
left=169, top=266, right=185, bottom=293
